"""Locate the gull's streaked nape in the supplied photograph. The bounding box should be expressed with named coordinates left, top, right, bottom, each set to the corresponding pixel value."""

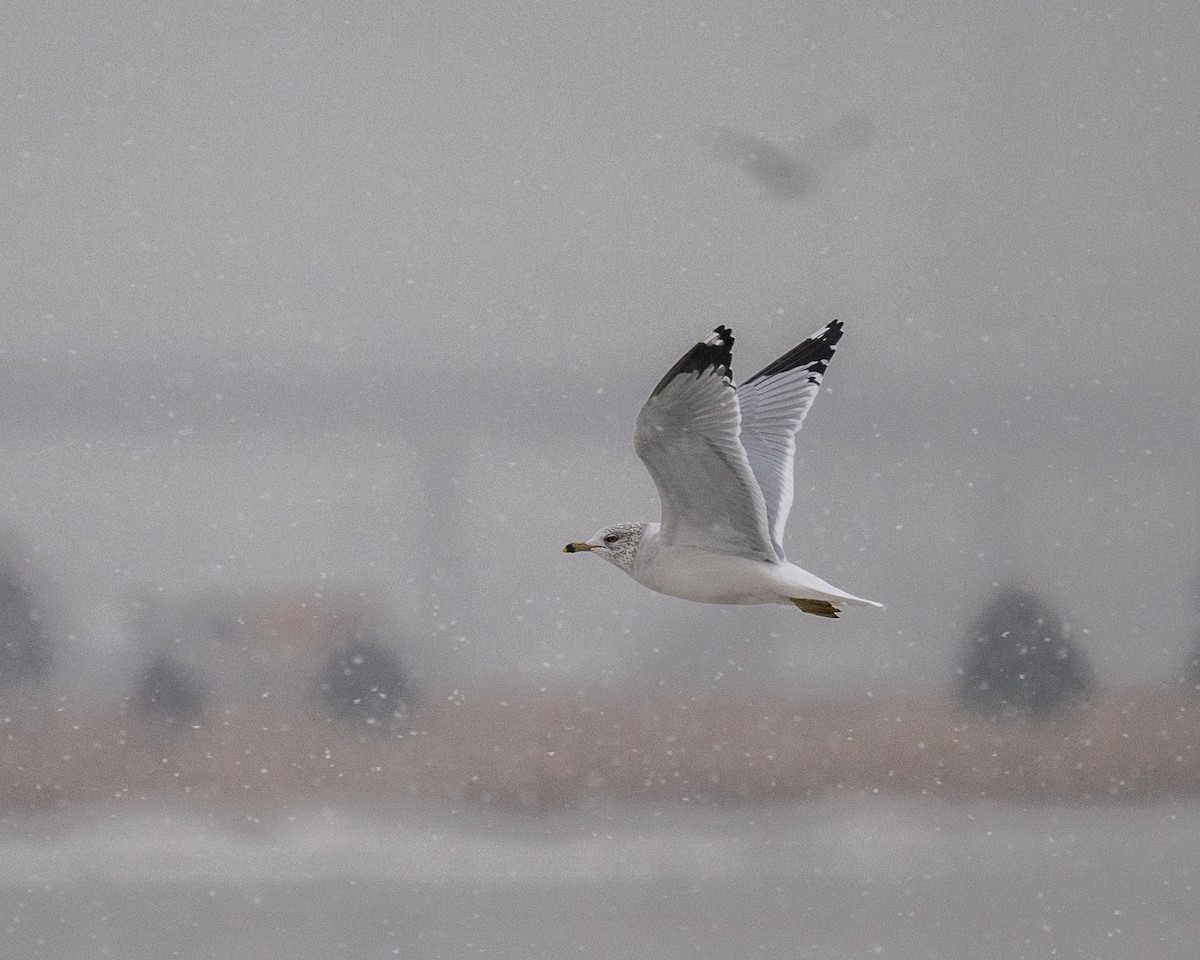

left=564, top=321, right=881, bottom=618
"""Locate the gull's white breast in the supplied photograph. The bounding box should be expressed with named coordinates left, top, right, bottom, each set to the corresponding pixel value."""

left=630, top=533, right=882, bottom=609
left=634, top=546, right=795, bottom=605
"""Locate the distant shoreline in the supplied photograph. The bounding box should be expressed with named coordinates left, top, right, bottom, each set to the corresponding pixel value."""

left=2, top=688, right=1197, bottom=814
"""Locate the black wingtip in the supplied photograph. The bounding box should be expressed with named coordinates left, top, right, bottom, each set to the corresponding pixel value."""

left=650, top=326, right=735, bottom=397
left=744, top=319, right=844, bottom=385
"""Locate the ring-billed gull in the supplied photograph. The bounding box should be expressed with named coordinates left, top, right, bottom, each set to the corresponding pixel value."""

left=564, top=322, right=881, bottom=619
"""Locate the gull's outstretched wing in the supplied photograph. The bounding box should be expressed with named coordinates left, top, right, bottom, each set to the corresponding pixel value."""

left=736, top=320, right=844, bottom=560
left=634, top=327, right=776, bottom=562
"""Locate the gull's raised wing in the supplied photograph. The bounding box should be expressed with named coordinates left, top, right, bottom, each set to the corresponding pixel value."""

left=736, top=320, right=844, bottom=560
left=634, top=326, right=776, bottom=562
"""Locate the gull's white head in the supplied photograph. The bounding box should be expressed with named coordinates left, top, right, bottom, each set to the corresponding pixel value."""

left=563, top=522, right=649, bottom=573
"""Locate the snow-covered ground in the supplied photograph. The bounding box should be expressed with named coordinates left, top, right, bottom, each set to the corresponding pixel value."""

left=2, top=800, right=1197, bottom=959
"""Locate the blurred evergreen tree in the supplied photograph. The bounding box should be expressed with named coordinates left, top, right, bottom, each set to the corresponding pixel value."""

left=135, top=654, right=207, bottom=725
left=1181, top=562, right=1200, bottom=694
left=317, top=631, right=413, bottom=728
left=1181, top=634, right=1200, bottom=695
left=957, top=585, right=1093, bottom=720
left=0, top=564, right=52, bottom=685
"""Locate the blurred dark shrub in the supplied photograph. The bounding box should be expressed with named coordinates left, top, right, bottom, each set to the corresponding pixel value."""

left=1181, top=635, right=1200, bottom=695
left=957, top=586, right=1093, bottom=721
left=316, top=633, right=413, bottom=728
left=135, top=654, right=206, bottom=725
left=0, top=566, right=52, bottom=684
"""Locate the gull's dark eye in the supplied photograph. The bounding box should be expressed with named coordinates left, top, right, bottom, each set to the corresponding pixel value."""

left=603, top=534, right=620, bottom=544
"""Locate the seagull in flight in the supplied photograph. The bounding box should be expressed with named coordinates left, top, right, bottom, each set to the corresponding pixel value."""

left=564, top=322, right=881, bottom=618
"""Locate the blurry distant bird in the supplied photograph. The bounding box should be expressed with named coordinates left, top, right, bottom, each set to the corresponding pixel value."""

left=564, top=323, right=881, bottom=618
left=712, top=128, right=816, bottom=199
left=712, top=113, right=875, bottom=201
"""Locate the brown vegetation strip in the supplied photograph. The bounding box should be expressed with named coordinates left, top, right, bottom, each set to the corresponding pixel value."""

left=1, top=689, right=1198, bottom=813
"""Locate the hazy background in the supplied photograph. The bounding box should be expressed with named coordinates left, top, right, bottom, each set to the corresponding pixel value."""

left=3, top=0, right=1198, bottom=695
left=2, top=2, right=1199, bottom=957
left=3, top=1, right=1199, bottom=693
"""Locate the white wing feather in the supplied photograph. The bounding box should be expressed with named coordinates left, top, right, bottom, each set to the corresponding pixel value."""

left=634, top=328, right=776, bottom=562
left=736, top=320, right=843, bottom=560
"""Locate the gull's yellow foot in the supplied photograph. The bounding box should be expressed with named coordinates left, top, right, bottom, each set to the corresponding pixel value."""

left=792, top=598, right=840, bottom=619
